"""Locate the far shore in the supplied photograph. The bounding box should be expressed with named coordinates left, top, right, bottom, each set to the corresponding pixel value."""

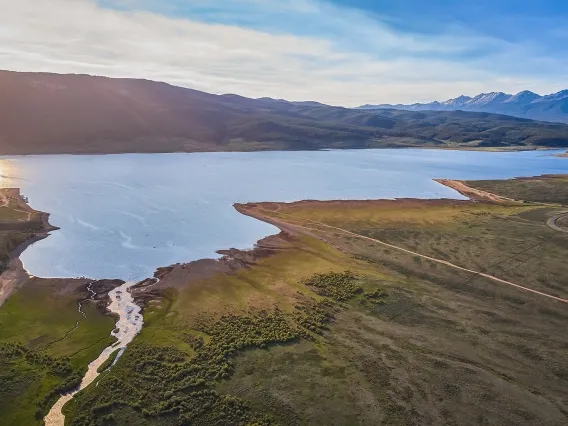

left=1, top=144, right=568, bottom=157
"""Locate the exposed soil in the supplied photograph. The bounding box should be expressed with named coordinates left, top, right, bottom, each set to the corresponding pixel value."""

left=435, top=179, right=519, bottom=203
left=131, top=232, right=296, bottom=302
left=0, top=258, right=29, bottom=306
left=546, top=211, right=568, bottom=233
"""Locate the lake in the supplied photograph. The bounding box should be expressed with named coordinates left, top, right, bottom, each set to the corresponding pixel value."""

left=0, top=149, right=566, bottom=281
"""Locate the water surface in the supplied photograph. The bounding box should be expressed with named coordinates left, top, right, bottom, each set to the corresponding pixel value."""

left=0, top=149, right=565, bottom=281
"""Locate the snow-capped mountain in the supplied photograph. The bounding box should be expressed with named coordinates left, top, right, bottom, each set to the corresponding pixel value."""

left=468, top=92, right=512, bottom=107
left=503, top=90, right=540, bottom=104
left=358, top=90, right=568, bottom=123
left=441, top=95, right=472, bottom=107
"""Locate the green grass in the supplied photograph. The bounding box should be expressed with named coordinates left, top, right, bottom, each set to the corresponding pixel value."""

left=0, top=281, right=116, bottom=425
left=61, top=234, right=368, bottom=425
left=216, top=198, right=568, bottom=425
left=0, top=343, right=86, bottom=425
left=62, top=268, right=380, bottom=425
left=0, top=281, right=115, bottom=354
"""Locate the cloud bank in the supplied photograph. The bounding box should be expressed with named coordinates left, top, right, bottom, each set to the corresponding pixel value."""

left=1, top=0, right=566, bottom=105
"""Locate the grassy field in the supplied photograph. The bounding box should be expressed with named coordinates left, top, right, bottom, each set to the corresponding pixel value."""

left=0, top=281, right=117, bottom=425
left=64, top=177, right=568, bottom=425
left=465, top=175, right=568, bottom=205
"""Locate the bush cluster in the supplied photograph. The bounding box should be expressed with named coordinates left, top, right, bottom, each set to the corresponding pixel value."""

left=65, top=274, right=390, bottom=425
left=293, top=299, right=337, bottom=338
left=363, top=288, right=388, bottom=305
left=0, top=342, right=81, bottom=417
left=67, top=311, right=299, bottom=425
left=302, top=271, right=361, bottom=301
left=0, top=342, right=75, bottom=378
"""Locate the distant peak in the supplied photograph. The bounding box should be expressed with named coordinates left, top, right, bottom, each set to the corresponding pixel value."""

left=441, top=95, right=472, bottom=106
left=541, top=89, right=568, bottom=101
left=472, top=91, right=506, bottom=98
left=505, top=90, right=541, bottom=103
left=467, top=92, right=511, bottom=106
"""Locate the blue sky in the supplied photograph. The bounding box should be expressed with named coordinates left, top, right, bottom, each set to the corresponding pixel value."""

left=2, top=0, right=567, bottom=105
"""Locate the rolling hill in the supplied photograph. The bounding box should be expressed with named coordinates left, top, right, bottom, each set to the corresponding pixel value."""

left=1, top=70, right=568, bottom=154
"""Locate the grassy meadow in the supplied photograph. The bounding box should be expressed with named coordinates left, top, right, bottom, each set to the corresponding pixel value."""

left=0, top=278, right=117, bottom=425
left=466, top=174, right=568, bottom=205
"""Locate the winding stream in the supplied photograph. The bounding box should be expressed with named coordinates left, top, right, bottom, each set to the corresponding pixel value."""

left=44, top=282, right=143, bottom=426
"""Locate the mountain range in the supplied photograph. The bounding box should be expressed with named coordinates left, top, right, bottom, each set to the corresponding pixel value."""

left=1, top=70, right=568, bottom=155
left=358, top=90, right=568, bottom=123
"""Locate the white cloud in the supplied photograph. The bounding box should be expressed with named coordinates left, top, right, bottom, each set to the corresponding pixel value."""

left=0, top=0, right=566, bottom=106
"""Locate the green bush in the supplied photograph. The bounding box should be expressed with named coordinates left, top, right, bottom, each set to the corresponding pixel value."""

left=302, top=271, right=361, bottom=301
left=65, top=312, right=298, bottom=425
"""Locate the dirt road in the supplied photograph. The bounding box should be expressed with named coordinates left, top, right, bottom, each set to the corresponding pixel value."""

left=437, top=179, right=568, bottom=236
left=546, top=212, right=568, bottom=233
left=435, top=179, right=519, bottom=203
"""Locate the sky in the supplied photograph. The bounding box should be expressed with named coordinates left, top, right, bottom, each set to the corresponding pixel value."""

left=1, top=0, right=568, bottom=106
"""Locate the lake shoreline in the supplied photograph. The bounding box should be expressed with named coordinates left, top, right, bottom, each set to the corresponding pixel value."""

left=0, top=189, right=60, bottom=305
left=4, top=173, right=567, bottom=306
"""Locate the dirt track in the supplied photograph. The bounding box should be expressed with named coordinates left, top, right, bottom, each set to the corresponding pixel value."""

left=435, top=179, right=519, bottom=203
left=547, top=212, right=568, bottom=233
left=437, top=179, right=568, bottom=235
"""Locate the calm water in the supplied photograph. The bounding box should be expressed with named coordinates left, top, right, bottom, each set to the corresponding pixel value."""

left=0, top=149, right=565, bottom=281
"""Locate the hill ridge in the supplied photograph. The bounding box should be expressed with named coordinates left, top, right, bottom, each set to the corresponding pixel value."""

left=1, top=70, right=568, bottom=154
